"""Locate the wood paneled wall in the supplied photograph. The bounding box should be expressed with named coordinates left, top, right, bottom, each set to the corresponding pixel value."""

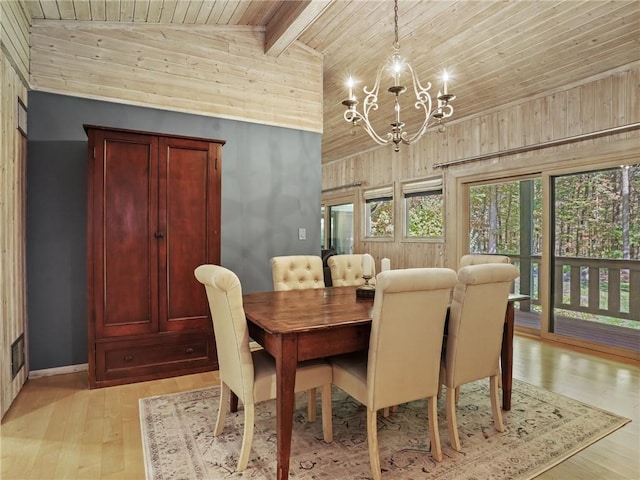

left=29, top=20, right=323, bottom=133
left=1, top=1, right=29, bottom=82
left=322, top=64, right=640, bottom=272
left=0, top=1, right=30, bottom=418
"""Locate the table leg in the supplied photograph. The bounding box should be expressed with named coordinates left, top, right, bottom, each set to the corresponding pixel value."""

left=501, top=301, right=515, bottom=410
left=275, top=334, right=298, bottom=480
left=230, top=392, right=239, bottom=413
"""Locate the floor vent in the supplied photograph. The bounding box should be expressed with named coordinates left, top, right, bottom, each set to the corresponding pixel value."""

left=11, top=334, right=25, bottom=379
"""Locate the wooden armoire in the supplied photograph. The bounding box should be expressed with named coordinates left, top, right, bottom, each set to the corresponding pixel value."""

left=85, top=125, right=224, bottom=388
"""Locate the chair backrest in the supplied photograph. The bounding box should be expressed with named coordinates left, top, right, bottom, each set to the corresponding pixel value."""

left=327, top=253, right=376, bottom=287
left=459, top=254, right=510, bottom=268
left=444, top=263, right=520, bottom=389
left=367, top=268, right=457, bottom=410
left=194, top=265, right=254, bottom=401
left=270, top=255, right=325, bottom=291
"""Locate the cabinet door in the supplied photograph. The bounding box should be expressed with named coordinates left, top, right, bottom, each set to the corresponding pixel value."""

left=158, top=137, right=221, bottom=332
left=89, top=130, right=159, bottom=338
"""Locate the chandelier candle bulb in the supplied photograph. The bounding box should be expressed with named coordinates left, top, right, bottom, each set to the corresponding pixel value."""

left=443, top=70, right=449, bottom=95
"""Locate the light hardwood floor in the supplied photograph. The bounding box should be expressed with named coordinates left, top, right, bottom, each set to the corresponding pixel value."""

left=1, top=336, right=639, bottom=479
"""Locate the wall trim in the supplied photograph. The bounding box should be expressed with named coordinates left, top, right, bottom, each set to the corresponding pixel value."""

left=29, top=363, right=88, bottom=379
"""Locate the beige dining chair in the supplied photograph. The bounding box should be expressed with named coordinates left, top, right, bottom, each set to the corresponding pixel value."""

left=194, top=264, right=333, bottom=472
left=271, top=255, right=325, bottom=290
left=330, top=267, right=457, bottom=479
left=454, top=254, right=512, bottom=389
left=459, top=254, right=510, bottom=268
left=440, top=263, right=520, bottom=452
left=327, top=253, right=376, bottom=287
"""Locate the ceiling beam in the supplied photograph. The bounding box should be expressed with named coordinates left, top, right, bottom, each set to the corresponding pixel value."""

left=265, top=0, right=333, bottom=56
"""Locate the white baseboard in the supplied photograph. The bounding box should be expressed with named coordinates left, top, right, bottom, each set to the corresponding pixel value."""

left=29, top=363, right=88, bottom=379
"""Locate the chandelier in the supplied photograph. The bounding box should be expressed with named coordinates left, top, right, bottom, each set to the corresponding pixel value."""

left=341, top=0, right=456, bottom=152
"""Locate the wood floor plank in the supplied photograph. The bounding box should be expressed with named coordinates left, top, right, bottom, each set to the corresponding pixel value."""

left=76, top=385, right=105, bottom=478
left=101, top=386, right=124, bottom=478
left=51, top=388, right=90, bottom=479
left=121, top=382, right=146, bottom=478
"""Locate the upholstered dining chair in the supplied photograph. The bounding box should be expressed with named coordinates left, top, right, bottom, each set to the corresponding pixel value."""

left=330, top=268, right=458, bottom=479
left=327, top=253, right=376, bottom=287
left=271, top=255, right=325, bottom=291
left=459, top=253, right=511, bottom=268
left=194, top=265, right=333, bottom=472
left=440, top=263, right=520, bottom=452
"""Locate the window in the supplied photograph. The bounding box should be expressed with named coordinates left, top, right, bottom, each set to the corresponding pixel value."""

left=469, top=179, right=542, bottom=256
left=364, top=186, right=394, bottom=238
left=402, top=177, right=443, bottom=238
left=322, top=202, right=354, bottom=254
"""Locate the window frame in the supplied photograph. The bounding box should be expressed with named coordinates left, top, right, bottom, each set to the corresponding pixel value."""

left=401, top=176, right=445, bottom=242
left=362, top=184, right=395, bottom=241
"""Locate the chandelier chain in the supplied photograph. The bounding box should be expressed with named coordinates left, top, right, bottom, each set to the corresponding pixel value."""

left=393, top=0, right=399, bottom=50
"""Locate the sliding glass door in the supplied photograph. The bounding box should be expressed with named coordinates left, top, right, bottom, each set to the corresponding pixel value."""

left=468, top=177, right=542, bottom=330
left=550, top=165, right=639, bottom=351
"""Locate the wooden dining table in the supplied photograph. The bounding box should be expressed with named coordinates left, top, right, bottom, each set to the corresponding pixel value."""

left=241, top=285, right=528, bottom=480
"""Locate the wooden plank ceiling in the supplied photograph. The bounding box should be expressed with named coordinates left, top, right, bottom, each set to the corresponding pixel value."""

left=22, top=0, right=640, bottom=164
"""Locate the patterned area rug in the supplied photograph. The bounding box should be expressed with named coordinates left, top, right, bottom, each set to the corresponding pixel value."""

left=139, top=379, right=629, bottom=479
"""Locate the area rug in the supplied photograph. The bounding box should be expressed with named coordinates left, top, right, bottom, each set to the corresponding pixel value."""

left=139, top=379, right=630, bottom=480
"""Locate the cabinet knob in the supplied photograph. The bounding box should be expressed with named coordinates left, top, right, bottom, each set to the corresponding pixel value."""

left=124, top=355, right=134, bottom=362
left=154, top=231, right=165, bottom=238
left=185, top=347, right=194, bottom=354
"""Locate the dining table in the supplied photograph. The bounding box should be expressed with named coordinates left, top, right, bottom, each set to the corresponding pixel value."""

left=240, top=285, right=529, bottom=480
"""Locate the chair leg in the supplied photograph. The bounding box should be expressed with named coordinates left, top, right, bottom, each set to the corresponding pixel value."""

left=446, top=386, right=461, bottom=451
left=382, top=405, right=398, bottom=417
left=214, top=381, right=230, bottom=436
left=489, top=375, right=504, bottom=432
left=427, top=396, right=442, bottom=462
left=237, top=402, right=255, bottom=471
left=366, top=408, right=382, bottom=480
left=320, top=384, right=333, bottom=443
left=307, top=388, right=317, bottom=422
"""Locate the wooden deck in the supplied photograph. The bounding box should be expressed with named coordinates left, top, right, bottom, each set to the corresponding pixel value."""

left=515, top=310, right=640, bottom=352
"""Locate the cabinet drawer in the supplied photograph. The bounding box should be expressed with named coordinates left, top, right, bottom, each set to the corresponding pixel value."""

left=95, top=333, right=216, bottom=386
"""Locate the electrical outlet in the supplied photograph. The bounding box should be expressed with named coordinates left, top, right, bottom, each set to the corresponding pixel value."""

left=298, top=228, right=306, bottom=240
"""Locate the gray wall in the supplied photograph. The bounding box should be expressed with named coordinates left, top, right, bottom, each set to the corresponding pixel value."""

left=27, top=91, right=321, bottom=370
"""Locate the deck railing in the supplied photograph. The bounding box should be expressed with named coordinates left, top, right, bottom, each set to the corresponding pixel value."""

left=507, top=255, right=639, bottom=322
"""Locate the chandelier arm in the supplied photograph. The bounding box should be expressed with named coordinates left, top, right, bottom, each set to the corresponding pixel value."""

left=361, top=66, right=383, bottom=123
left=431, top=103, right=454, bottom=121
left=399, top=103, right=432, bottom=145
left=405, top=63, right=432, bottom=105
left=392, top=63, right=435, bottom=144
left=344, top=109, right=394, bottom=146
left=357, top=65, right=396, bottom=145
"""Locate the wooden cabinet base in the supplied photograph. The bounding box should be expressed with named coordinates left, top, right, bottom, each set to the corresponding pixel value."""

left=90, top=332, right=218, bottom=388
